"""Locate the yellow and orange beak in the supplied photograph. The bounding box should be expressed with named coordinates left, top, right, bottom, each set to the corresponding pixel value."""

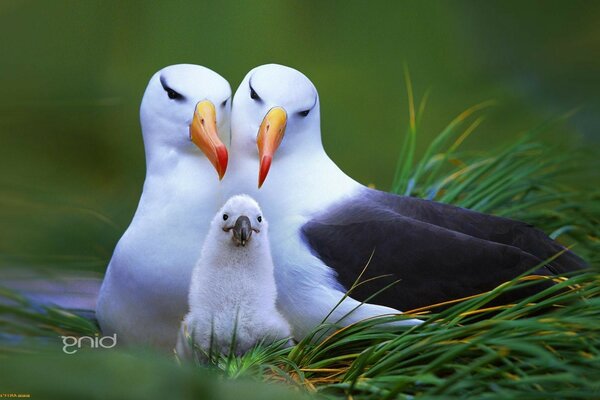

left=257, top=107, right=287, bottom=188
left=189, top=100, right=228, bottom=180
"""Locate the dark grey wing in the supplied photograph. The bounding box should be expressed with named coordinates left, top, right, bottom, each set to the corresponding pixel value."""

left=301, top=191, right=584, bottom=311
left=362, top=189, right=586, bottom=274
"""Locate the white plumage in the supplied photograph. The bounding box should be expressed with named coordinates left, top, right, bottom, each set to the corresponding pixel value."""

left=177, top=195, right=291, bottom=359
left=225, top=64, right=422, bottom=339
left=96, top=64, right=231, bottom=350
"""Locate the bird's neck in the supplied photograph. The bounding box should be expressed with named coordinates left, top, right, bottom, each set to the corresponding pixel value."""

left=224, top=144, right=360, bottom=230
left=133, top=141, right=226, bottom=227
left=143, top=140, right=213, bottom=180
left=140, top=117, right=230, bottom=182
left=202, top=239, right=275, bottom=279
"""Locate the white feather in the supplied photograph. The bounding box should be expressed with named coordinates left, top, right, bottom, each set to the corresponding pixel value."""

left=177, top=195, right=291, bottom=359
left=96, top=64, right=231, bottom=350
left=226, top=64, right=421, bottom=339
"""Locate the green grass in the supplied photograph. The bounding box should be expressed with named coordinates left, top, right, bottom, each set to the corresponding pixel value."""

left=392, top=70, right=599, bottom=263
left=251, top=270, right=600, bottom=399
left=1, top=89, right=599, bottom=399
left=3, top=269, right=598, bottom=399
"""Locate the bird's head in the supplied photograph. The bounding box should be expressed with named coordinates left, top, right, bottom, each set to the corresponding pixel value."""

left=140, top=64, right=231, bottom=179
left=213, top=194, right=266, bottom=247
left=231, top=64, right=321, bottom=188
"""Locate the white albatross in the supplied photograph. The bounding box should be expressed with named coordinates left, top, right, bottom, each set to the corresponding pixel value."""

left=97, top=64, right=231, bottom=350
left=176, top=195, right=291, bottom=360
left=224, top=64, right=585, bottom=340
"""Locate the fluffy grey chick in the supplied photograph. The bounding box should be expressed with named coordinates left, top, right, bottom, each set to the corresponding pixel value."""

left=176, top=194, right=291, bottom=360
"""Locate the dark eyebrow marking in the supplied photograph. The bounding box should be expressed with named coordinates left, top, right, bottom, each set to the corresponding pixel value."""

left=159, top=75, right=184, bottom=100
left=159, top=75, right=169, bottom=90
left=308, top=94, right=318, bottom=110
left=298, top=94, right=318, bottom=116
left=249, top=75, right=263, bottom=102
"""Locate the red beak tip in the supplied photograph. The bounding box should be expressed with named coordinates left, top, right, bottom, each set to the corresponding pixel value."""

left=216, top=145, right=229, bottom=180
left=258, top=155, right=272, bottom=189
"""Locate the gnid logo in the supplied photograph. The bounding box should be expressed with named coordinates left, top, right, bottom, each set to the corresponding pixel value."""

left=61, top=334, right=117, bottom=354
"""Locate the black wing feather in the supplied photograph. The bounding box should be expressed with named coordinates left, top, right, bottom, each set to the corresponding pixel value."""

left=301, top=189, right=586, bottom=310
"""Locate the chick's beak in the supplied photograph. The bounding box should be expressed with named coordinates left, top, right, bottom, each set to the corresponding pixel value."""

left=232, top=216, right=252, bottom=247
left=189, top=100, right=228, bottom=180
left=257, top=107, right=287, bottom=188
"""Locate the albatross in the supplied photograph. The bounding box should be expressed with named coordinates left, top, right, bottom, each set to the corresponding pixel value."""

left=226, top=63, right=586, bottom=339
left=97, top=64, right=231, bottom=350
left=177, top=195, right=291, bottom=360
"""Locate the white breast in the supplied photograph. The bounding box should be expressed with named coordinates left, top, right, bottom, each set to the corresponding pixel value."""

left=96, top=154, right=224, bottom=350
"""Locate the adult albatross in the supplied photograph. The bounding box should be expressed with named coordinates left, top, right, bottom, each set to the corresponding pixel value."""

left=226, top=63, right=585, bottom=339
left=97, top=64, right=231, bottom=350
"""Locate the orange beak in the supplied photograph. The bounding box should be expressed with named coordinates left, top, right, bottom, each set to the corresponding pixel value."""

left=257, top=107, right=287, bottom=188
left=189, top=100, right=228, bottom=180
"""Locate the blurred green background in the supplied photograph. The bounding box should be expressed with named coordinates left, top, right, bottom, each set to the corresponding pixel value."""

left=1, top=0, right=599, bottom=274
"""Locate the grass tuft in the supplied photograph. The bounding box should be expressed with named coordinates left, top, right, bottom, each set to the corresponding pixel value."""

left=391, top=88, right=599, bottom=263
left=193, top=269, right=600, bottom=399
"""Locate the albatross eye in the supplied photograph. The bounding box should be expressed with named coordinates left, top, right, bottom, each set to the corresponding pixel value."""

left=223, top=214, right=229, bottom=221
left=159, top=76, right=183, bottom=100
left=250, top=87, right=260, bottom=101
left=257, top=216, right=262, bottom=223
left=165, top=88, right=182, bottom=100
left=299, top=109, right=310, bottom=117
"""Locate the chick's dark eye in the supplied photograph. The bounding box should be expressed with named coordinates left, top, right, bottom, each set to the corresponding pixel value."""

left=222, top=214, right=229, bottom=221
left=250, top=87, right=260, bottom=100
left=166, top=88, right=182, bottom=100
left=299, top=109, right=310, bottom=117
left=257, top=216, right=262, bottom=223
